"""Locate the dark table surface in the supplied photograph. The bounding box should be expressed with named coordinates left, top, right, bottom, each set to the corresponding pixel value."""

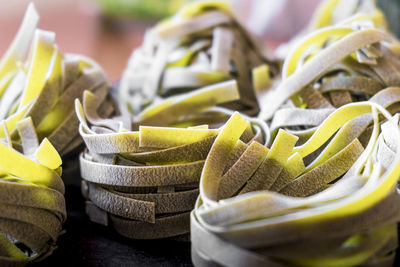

left=38, top=185, right=193, bottom=267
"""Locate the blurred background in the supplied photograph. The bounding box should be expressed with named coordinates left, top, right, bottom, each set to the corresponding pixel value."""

left=0, top=0, right=398, bottom=81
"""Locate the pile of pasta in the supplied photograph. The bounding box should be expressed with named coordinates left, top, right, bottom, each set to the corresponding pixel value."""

left=192, top=102, right=400, bottom=267
left=261, top=0, right=399, bottom=122
left=3, top=0, right=400, bottom=266
left=77, top=80, right=268, bottom=239
left=0, top=4, right=113, bottom=265
left=275, top=0, right=389, bottom=60
left=192, top=1, right=400, bottom=267
left=0, top=118, right=65, bottom=265
left=118, top=1, right=278, bottom=116
left=0, top=4, right=114, bottom=158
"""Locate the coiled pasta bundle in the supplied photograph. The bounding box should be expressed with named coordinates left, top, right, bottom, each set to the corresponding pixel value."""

left=192, top=102, right=400, bottom=267
left=118, top=1, right=278, bottom=116
left=77, top=80, right=268, bottom=239
left=0, top=4, right=115, bottom=158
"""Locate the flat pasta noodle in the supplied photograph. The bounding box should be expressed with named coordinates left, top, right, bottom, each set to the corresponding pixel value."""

left=0, top=11, right=114, bottom=158
left=192, top=6, right=400, bottom=264
left=0, top=3, right=114, bottom=265
left=77, top=77, right=268, bottom=240
left=0, top=114, right=66, bottom=265
left=193, top=101, right=400, bottom=267
left=118, top=1, right=278, bottom=117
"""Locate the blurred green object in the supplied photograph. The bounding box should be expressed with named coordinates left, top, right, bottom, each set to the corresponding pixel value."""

left=378, top=0, right=400, bottom=37
left=96, top=0, right=186, bottom=19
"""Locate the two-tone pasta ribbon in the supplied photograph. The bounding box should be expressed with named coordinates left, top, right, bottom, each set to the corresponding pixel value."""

left=118, top=1, right=279, bottom=116
left=192, top=102, right=400, bottom=267
left=77, top=80, right=268, bottom=239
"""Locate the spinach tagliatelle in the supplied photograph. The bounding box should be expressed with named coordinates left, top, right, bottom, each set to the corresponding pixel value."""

left=118, top=0, right=278, bottom=116
left=191, top=1, right=400, bottom=267
left=193, top=102, right=400, bottom=267
left=77, top=80, right=269, bottom=239
left=3, top=1, right=400, bottom=266
left=0, top=3, right=114, bottom=265
left=0, top=4, right=114, bottom=156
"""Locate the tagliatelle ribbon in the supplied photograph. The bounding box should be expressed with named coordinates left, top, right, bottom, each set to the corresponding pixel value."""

left=77, top=78, right=269, bottom=239
left=192, top=102, right=400, bottom=267
left=0, top=3, right=114, bottom=265
left=260, top=26, right=392, bottom=120
left=118, top=1, right=278, bottom=116
left=265, top=0, right=400, bottom=124
left=0, top=4, right=38, bottom=85
left=193, top=5, right=400, bottom=251
left=0, top=117, right=66, bottom=266
left=308, top=0, right=388, bottom=31
left=136, top=80, right=240, bottom=127
left=0, top=8, right=114, bottom=157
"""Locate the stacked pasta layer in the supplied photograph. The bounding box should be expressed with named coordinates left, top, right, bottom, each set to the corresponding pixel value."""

left=118, top=1, right=278, bottom=116
left=77, top=80, right=268, bottom=239
left=0, top=119, right=65, bottom=265
left=192, top=1, right=400, bottom=266
left=0, top=5, right=114, bottom=157
left=0, top=4, right=114, bottom=265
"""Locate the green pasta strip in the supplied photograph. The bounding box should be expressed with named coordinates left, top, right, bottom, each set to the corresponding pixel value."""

left=137, top=80, right=240, bottom=126
left=139, top=126, right=219, bottom=148
left=18, top=30, right=55, bottom=109
left=0, top=3, right=113, bottom=264
left=34, top=138, right=62, bottom=170
left=200, top=112, right=248, bottom=204
left=0, top=3, right=39, bottom=79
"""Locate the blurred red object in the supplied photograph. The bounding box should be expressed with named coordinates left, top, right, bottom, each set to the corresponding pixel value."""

left=0, top=0, right=153, bottom=81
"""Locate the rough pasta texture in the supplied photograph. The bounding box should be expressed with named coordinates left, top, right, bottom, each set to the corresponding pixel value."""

left=0, top=118, right=66, bottom=266
left=192, top=103, right=400, bottom=267
left=0, top=4, right=114, bottom=265
left=261, top=0, right=399, bottom=123
left=77, top=80, right=268, bottom=240
left=118, top=1, right=278, bottom=116
left=191, top=1, right=400, bottom=267
left=0, top=5, right=115, bottom=158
